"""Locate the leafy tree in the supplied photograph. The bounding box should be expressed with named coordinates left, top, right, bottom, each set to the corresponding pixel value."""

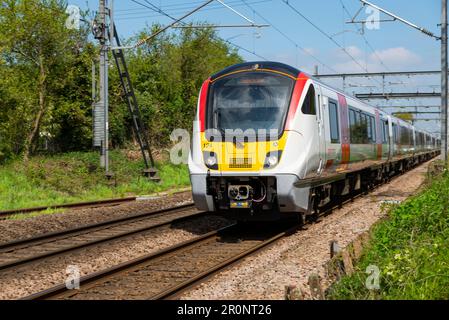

left=115, top=24, right=243, bottom=147
left=394, top=112, right=414, bottom=123
left=0, top=0, right=93, bottom=160
left=0, top=6, right=242, bottom=162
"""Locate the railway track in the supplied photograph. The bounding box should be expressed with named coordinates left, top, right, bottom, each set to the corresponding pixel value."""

left=0, top=197, right=138, bottom=220
left=21, top=159, right=436, bottom=300
left=21, top=188, right=373, bottom=301
left=23, top=222, right=298, bottom=300
left=0, top=203, right=202, bottom=272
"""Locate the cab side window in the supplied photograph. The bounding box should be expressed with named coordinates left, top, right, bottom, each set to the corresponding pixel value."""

left=301, top=85, right=316, bottom=115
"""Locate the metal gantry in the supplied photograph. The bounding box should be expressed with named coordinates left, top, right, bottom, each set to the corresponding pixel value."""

left=91, top=0, right=268, bottom=180
left=111, top=25, right=159, bottom=181
left=342, top=0, right=448, bottom=162
left=93, top=0, right=159, bottom=180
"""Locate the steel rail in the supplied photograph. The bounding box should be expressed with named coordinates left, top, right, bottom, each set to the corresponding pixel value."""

left=0, top=203, right=201, bottom=272
left=0, top=197, right=138, bottom=220
left=22, top=226, right=233, bottom=300
left=23, top=222, right=299, bottom=300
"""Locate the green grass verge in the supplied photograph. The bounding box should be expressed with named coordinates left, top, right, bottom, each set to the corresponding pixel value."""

left=327, top=169, right=449, bottom=300
left=0, top=150, right=190, bottom=212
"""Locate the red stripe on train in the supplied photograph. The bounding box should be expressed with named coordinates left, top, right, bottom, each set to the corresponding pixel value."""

left=285, top=73, right=309, bottom=131
left=199, top=79, right=211, bottom=132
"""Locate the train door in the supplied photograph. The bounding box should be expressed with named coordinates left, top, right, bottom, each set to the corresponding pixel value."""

left=375, top=110, right=382, bottom=160
left=337, top=94, right=350, bottom=170
left=412, top=127, right=416, bottom=155
left=315, top=85, right=326, bottom=175
left=387, top=115, right=394, bottom=158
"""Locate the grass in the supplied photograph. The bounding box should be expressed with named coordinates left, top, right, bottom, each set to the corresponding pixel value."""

left=0, top=150, right=190, bottom=212
left=327, top=165, right=449, bottom=300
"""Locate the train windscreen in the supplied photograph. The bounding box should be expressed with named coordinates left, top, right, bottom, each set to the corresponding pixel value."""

left=206, top=71, right=295, bottom=137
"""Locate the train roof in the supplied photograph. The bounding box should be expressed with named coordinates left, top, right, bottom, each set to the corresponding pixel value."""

left=212, top=61, right=438, bottom=139
left=210, top=61, right=301, bottom=81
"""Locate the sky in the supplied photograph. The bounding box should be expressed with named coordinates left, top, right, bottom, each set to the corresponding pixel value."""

left=70, top=0, right=444, bottom=134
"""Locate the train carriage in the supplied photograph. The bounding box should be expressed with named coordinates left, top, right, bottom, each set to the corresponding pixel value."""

left=188, top=61, right=440, bottom=221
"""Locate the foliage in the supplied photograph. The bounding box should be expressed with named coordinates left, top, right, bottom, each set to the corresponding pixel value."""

left=327, top=171, right=449, bottom=300
left=0, top=0, right=95, bottom=160
left=394, top=112, right=414, bottom=122
left=0, top=150, right=190, bottom=212
left=110, top=24, right=242, bottom=147
left=0, top=2, right=242, bottom=162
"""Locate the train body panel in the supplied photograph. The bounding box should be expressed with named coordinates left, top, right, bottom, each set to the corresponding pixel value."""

left=188, top=61, right=440, bottom=219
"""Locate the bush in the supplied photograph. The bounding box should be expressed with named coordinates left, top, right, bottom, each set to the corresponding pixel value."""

left=328, top=171, right=449, bottom=300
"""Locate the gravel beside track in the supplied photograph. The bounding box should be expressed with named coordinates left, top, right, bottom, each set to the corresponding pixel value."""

left=0, top=214, right=232, bottom=300
left=181, top=160, right=434, bottom=300
left=0, top=191, right=193, bottom=243
left=26, top=223, right=295, bottom=300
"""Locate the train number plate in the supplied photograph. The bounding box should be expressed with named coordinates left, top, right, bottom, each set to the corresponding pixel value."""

left=230, top=201, right=250, bottom=209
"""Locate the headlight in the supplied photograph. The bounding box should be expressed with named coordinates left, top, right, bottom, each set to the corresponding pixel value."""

left=264, top=151, right=282, bottom=169
left=267, top=155, right=278, bottom=167
left=206, top=155, right=217, bottom=166
left=203, top=151, right=218, bottom=170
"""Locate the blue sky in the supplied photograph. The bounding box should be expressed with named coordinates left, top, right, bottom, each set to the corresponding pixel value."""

left=70, top=0, right=444, bottom=134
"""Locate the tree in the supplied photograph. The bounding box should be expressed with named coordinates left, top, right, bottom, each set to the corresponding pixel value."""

left=0, top=12, right=242, bottom=162
left=119, top=24, right=243, bottom=147
left=395, top=112, right=414, bottom=123
left=0, top=0, right=92, bottom=160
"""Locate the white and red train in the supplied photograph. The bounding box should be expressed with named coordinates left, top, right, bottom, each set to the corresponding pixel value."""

left=188, top=61, right=440, bottom=220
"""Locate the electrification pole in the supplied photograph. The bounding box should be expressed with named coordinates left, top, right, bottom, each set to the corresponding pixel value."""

left=91, top=0, right=263, bottom=179
left=441, top=0, right=448, bottom=162
left=97, top=0, right=111, bottom=176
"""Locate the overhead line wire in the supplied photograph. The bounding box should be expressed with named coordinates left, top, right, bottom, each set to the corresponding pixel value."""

left=130, top=0, right=269, bottom=59
left=281, top=0, right=383, bottom=88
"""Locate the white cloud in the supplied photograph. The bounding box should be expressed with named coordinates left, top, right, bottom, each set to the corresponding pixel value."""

left=336, top=45, right=364, bottom=60
left=369, top=47, right=421, bottom=67
left=331, top=46, right=422, bottom=73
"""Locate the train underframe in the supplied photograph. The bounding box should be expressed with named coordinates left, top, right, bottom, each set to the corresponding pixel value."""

left=202, top=151, right=439, bottom=221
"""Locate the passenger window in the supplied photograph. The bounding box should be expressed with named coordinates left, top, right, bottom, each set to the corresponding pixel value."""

left=382, top=120, right=388, bottom=144
left=400, top=126, right=407, bottom=145
left=371, top=116, right=376, bottom=142
left=367, top=116, right=372, bottom=141
left=392, top=124, right=398, bottom=143
left=329, top=100, right=340, bottom=143
left=349, top=108, right=369, bottom=144
left=301, top=85, right=316, bottom=115
left=349, top=109, right=356, bottom=127
left=361, top=114, right=369, bottom=143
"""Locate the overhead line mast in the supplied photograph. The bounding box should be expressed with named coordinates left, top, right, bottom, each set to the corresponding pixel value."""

left=345, top=0, right=447, bottom=162
left=92, top=0, right=270, bottom=179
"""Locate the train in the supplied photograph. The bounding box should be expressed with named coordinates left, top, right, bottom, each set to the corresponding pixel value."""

left=188, top=61, right=440, bottom=221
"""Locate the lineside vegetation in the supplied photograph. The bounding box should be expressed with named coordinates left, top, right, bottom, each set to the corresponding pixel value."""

left=0, top=150, right=189, bottom=212
left=327, top=163, right=449, bottom=300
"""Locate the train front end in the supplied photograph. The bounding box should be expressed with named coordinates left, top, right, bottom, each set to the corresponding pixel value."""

left=188, top=62, right=312, bottom=219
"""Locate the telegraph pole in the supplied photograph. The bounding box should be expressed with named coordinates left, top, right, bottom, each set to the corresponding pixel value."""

left=441, top=0, right=448, bottom=162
